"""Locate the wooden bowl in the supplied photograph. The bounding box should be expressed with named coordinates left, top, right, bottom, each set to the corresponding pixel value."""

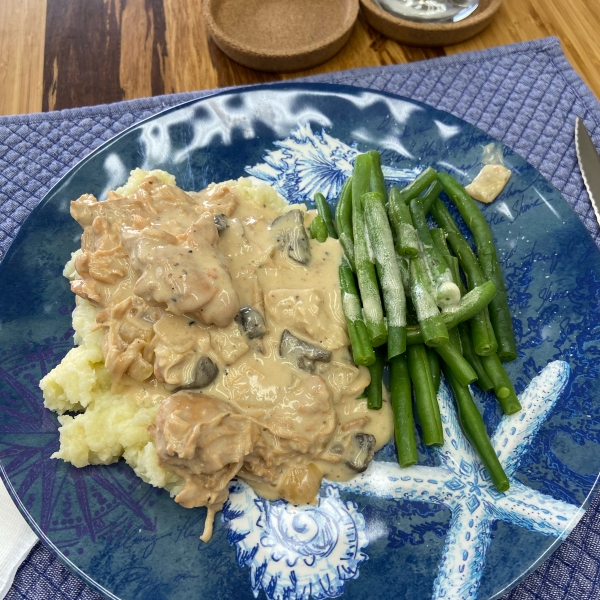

left=203, top=0, right=359, bottom=72
left=360, top=0, right=503, bottom=46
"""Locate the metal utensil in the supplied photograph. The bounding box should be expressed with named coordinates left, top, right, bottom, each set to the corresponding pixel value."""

left=575, top=116, right=600, bottom=224
left=374, top=0, right=478, bottom=22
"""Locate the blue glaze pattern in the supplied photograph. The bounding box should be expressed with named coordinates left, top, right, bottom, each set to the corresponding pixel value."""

left=1, top=83, right=600, bottom=600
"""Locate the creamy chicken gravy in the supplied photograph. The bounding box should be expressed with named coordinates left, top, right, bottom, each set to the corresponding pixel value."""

left=69, top=174, right=393, bottom=540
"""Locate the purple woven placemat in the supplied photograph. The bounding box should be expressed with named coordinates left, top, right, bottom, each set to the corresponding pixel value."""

left=2, top=36, right=600, bottom=600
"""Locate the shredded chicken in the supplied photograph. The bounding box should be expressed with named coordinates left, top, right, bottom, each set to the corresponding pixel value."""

left=67, top=173, right=394, bottom=541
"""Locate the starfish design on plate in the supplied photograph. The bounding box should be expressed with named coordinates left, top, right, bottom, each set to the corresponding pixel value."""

left=338, top=360, right=580, bottom=599
left=245, top=123, right=420, bottom=204
left=224, top=361, right=579, bottom=600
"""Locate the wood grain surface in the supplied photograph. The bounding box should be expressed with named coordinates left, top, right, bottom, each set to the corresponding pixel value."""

left=1, top=0, right=599, bottom=116
left=0, top=0, right=46, bottom=116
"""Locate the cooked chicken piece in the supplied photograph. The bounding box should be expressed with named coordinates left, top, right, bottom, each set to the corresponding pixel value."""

left=123, top=214, right=239, bottom=327
left=153, top=313, right=218, bottom=390
left=70, top=216, right=130, bottom=305
left=321, top=361, right=370, bottom=403
left=254, top=373, right=337, bottom=456
left=233, top=267, right=265, bottom=313
left=209, top=321, right=250, bottom=364
left=190, top=181, right=238, bottom=217
left=265, top=288, right=348, bottom=350
left=151, top=392, right=260, bottom=510
left=95, top=295, right=157, bottom=389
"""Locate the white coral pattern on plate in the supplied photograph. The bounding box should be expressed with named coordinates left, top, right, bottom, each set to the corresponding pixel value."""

left=246, top=123, right=419, bottom=204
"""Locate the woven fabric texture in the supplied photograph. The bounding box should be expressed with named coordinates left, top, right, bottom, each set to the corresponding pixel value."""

left=2, top=36, right=600, bottom=600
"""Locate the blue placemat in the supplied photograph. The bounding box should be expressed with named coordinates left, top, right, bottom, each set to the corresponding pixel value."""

left=2, top=36, right=600, bottom=600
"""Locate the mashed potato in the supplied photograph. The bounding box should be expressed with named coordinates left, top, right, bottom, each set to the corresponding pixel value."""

left=41, top=297, right=185, bottom=493
left=115, top=168, right=176, bottom=197
left=41, top=172, right=312, bottom=501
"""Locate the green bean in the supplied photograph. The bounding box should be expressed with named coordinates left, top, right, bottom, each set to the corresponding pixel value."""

left=388, top=187, right=420, bottom=257
left=352, top=154, right=387, bottom=346
left=390, top=354, right=418, bottom=467
left=397, top=253, right=411, bottom=295
left=396, top=167, right=438, bottom=204
left=480, top=354, right=522, bottom=414
left=309, top=215, right=328, bottom=243
left=364, top=191, right=407, bottom=358
left=405, top=280, right=496, bottom=345
left=409, top=253, right=449, bottom=347
left=420, top=181, right=443, bottom=215
left=368, top=150, right=388, bottom=201
left=426, top=347, right=441, bottom=393
left=353, top=153, right=372, bottom=209
left=433, top=240, right=493, bottom=392
left=431, top=230, right=470, bottom=299
left=430, top=198, right=497, bottom=356
left=407, top=344, right=443, bottom=446
left=335, top=177, right=356, bottom=271
left=448, top=325, right=462, bottom=350
left=430, top=228, right=450, bottom=263
left=339, top=257, right=376, bottom=366
left=429, top=199, right=486, bottom=286
left=410, top=196, right=460, bottom=310
left=439, top=173, right=517, bottom=362
left=442, top=364, right=510, bottom=492
left=449, top=256, right=467, bottom=296
left=314, top=192, right=338, bottom=239
left=367, top=347, right=384, bottom=410
left=458, top=323, right=494, bottom=392
left=434, top=338, right=477, bottom=386
left=436, top=239, right=491, bottom=372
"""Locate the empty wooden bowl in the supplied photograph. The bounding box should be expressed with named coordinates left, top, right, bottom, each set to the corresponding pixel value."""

left=203, top=0, right=360, bottom=72
left=360, top=0, right=503, bottom=46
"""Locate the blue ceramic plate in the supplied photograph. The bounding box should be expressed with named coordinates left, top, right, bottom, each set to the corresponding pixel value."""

left=1, top=84, right=600, bottom=600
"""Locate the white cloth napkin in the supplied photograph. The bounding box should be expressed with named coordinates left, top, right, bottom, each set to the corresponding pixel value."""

left=0, top=478, right=38, bottom=599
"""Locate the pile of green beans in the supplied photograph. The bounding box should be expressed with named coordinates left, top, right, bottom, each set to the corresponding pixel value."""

left=438, top=174, right=518, bottom=362
left=309, top=154, right=520, bottom=493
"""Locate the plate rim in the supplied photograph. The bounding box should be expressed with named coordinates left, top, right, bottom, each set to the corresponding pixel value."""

left=1, top=80, right=599, bottom=600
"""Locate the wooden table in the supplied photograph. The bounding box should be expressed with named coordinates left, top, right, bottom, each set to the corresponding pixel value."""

left=1, top=0, right=600, bottom=117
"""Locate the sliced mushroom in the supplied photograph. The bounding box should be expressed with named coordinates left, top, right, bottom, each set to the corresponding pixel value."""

left=235, top=306, right=266, bottom=340
left=270, top=209, right=311, bottom=265
left=175, top=356, right=219, bottom=391
left=345, top=433, right=376, bottom=473
left=213, top=213, right=228, bottom=233
left=279, top=329, right=331, bottom=372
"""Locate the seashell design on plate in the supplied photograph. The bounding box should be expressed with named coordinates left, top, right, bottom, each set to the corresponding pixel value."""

left=223, top=482, right=368, bottom=600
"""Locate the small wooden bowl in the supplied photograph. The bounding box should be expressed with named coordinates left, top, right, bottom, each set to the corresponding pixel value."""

left=360, top=0, right=503, bottom=46
left=203, top=0, right=359, bottom=72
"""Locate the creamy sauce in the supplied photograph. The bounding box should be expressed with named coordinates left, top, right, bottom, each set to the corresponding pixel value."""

left=69, top=175, right=393, bottom=540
